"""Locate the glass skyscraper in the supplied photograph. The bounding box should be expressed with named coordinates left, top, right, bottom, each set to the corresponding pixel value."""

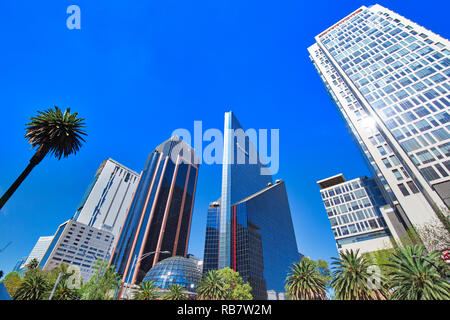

left=110, top=136, right=199, bottom=286
left=308, top=4, right=450, bottom=240
left=219, top=111, right=273, bottom=269
left=204, top=112, right=299, bottom=300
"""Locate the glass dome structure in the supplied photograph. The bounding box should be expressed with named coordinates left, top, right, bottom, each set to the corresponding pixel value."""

left=142, top=255, right=203, bottom=293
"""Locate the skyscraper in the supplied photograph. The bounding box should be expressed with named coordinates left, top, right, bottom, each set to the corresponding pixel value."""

left=73, top=158, right=139, bottom=244
left=203, top=112, right=299, bottom=300
left=318, top=174, right=407, bottom=254
left=110, top=136, right=199, bottom=286
left=308, top=4, right=450, bottom=239
left=22, top=235, right=54, bottom=268
left=219, top=111, right=273, bottom=269
left=19, top=159, right=137, bottom=282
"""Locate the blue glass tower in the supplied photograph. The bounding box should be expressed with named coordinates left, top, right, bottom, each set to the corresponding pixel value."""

left=219, top=111, right=273, bottom=269
left=204, top=112, right=299, bottom=300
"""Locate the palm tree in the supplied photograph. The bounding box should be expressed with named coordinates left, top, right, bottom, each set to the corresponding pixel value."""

left=196, top=270, right=226, bottom=300
left=26, top=258, right=39, bottom=270
left=53, top=282, right=81, bottom=300
left=285, top=259, right=327, bottom=300
left=331, top=249, right=388, bottom=300
left=13, top=272, right=51, bottom=300
left=133, top=281, right=159, bottom=300
left=386, top=245, right=450, bottom=300
left=162, top=284, right=188, bottom=300
left=0, top=106, right=86, bottom=209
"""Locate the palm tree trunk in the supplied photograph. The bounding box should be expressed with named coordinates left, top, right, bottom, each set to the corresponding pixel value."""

left=0, top=148, right=47, bottom=210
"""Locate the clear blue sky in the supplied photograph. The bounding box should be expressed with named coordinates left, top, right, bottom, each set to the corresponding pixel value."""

left=0, top=0, right=449, bottom=274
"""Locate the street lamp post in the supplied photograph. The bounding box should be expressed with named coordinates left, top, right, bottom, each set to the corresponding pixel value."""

left=121, top=250, right=171, bottom=300
left=48, top=273, right=63, bottom=300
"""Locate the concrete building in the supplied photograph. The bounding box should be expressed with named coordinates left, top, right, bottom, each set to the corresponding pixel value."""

left=39, top=219, right=114, bottom=282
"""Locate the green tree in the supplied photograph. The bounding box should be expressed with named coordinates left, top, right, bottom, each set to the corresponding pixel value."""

left=315, top=259, right=332, bottom=283
left=79, top=259, right=121, bottom=300
left=196, top=270, right=226, bottom=300
left=0, top=106, right=87, bottom=209
left=45, top=263, right=81, bottom=300
left=52, top=282, right=81, bottom=300
left=386, top=245, right=450, bottom=300
left=46, top=263, right=70, bottom=285
left=13, top=271, right=51, bottom=300
left=0, top=272, right=23, bottom=297
left=363, top=248, right=397, bottom=278
left=331, top=249, right=388, bottom=300
left=133, top=281, right=159, bottom=300
left=162, top=284, right=189, bottom=300
left=285, top=258, right=327, bottom=300
left=217, top=268, right=252, bottom=300
left=26, top=258, right=39, bottom=270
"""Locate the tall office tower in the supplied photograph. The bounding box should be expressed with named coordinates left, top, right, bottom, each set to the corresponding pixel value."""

left=73, top=158, right=139, bottom=244
left=308, top=4, right=450, bottom=241
left=39, top=219, right=114, bottom=282
left=21, top=236, right=54, bottom=268
left=110, top=136, right=199, bottom=286
left=318, top=174, right=407, bottom=254
left=219, top=111, right=273, bottom=269
left=203, top=112, right=299, bottom=300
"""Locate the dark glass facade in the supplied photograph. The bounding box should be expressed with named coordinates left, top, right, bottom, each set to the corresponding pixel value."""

left=110, top=136, right=199, bottom=285
left=204, top=181, right=299, bottom=300
left=203, top=202, right=220, bottom=272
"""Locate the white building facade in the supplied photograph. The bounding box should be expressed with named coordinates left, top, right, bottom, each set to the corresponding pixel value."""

left=73, top=158, right=139, bottom=252
left=39, top=219, right=114, bottom=282
left=308, top=4, right=450, bottom=241
left=318, top=174, right=407, bottom=254
left=21, top=236, right=54, bottom=268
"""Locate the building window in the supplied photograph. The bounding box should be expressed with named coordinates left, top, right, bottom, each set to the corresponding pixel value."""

left=420, top=166, right=440, bottom=182
left=392, top=169, right=403, bottom=181
left=416, top=150, right=435, bottom=164
left=398, top=183, right=410, bottom=196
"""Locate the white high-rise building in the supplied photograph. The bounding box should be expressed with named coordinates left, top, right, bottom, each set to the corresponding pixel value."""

left=74, top=158, right=139, bottom=247
left=21, top=236, right=54, bottom=268
left=308, top=4, right=450, bottom=240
